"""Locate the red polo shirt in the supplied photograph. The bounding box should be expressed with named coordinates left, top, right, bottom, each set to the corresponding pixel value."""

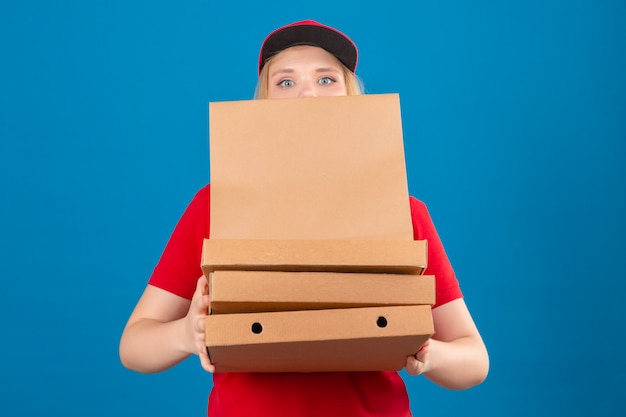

left=149, top=184, right=462, bottom=417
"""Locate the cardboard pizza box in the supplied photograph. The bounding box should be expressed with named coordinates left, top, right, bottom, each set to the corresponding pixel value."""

left=208, top=270, right=435, bottom=314
left=201, top=239, right=428, bottom=275
left=205, top=305, right=433, bottom=373
left=204, top=94, right=429, bottom=373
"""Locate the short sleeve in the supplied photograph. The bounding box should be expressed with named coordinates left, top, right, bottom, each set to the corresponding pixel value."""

left=410, top=196, right=463, bottom=308
left=148, top=185, right=211, bottom=299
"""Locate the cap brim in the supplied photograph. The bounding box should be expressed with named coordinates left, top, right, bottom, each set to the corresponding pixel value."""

left=259, top=24, right=357, bottom=73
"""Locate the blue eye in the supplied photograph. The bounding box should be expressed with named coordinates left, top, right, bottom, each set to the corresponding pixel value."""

left=278, top=79, right=295, bottom=87
left=319, top=77, right=334, bottom=85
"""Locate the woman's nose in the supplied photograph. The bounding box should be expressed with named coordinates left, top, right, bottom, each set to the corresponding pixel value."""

left=298, top=82, right=317, bottom=98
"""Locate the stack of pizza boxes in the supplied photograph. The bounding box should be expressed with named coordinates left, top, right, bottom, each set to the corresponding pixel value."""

left=202, top=94, right=435, bottom=372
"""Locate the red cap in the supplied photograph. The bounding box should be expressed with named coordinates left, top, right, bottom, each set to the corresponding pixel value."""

left=258, top=20, right=358, bottom=74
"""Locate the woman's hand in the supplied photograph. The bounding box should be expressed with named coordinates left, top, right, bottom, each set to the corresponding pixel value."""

left=404, top=339, right=431, bottom=376
left=186, top=276, right=215, bottom=372
left=403, top=299, right=489, bottom=389
left=120, top=278, right=216, bottom=374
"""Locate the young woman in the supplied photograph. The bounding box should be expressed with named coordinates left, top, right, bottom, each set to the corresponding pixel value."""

left=120, top=20, right=489, bottom=417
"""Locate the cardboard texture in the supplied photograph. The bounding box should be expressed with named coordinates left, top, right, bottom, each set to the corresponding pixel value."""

left=209, top=94, right=412, bottom=240
left=201, top=239, right=428, bottom=275
left=205, top=305, right=434, bottom=373
left=205, top=94, right=433, bottom=372
left=208, top=270, right=436, bottom=314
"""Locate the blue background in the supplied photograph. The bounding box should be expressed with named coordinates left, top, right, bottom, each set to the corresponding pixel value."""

left=1, top=1, right=625, bottom=416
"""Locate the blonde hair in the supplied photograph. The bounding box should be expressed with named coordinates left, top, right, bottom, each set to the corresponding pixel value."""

left=254, top=55, right=364, bottom=99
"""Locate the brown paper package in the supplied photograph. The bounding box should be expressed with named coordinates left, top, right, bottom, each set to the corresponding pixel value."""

left=205, top=94, right=434, bottom=372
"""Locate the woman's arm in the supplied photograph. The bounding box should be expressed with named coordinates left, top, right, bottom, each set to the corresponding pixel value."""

left=405, top=298, right=489, bottom=389
left=119, top=276, right=214, bottom=374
